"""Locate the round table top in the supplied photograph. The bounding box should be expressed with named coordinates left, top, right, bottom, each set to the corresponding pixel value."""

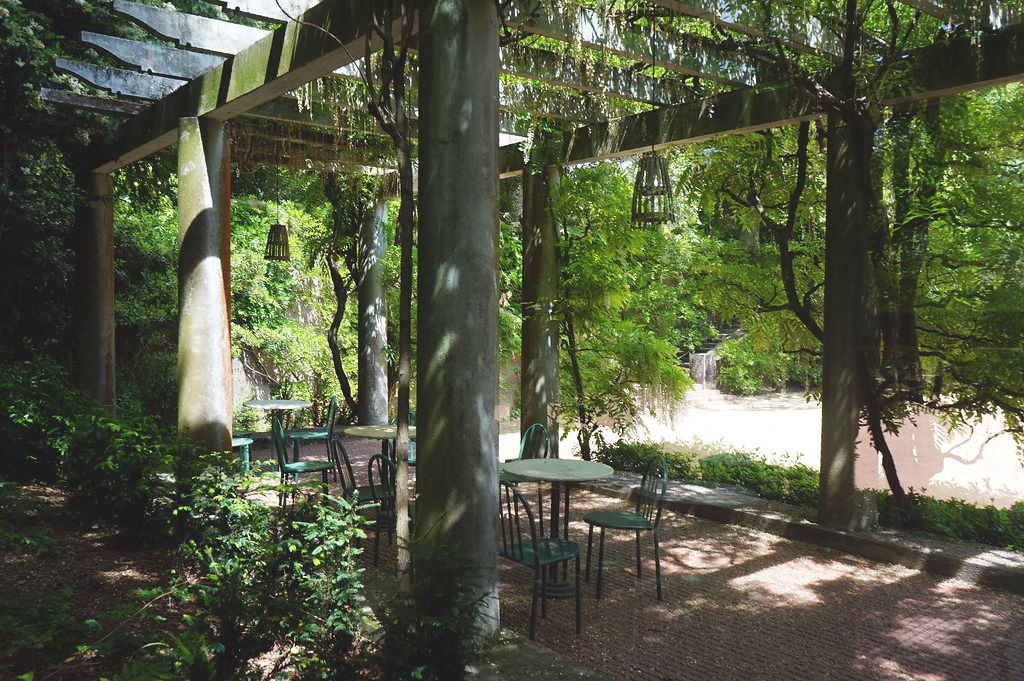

left=344, top=424, right=417, bottom=440
left=501, top=458, right=613, bottom=483
left=231, top=437, right=254, bottom=447
left=243, top=399, right=312, bottom=410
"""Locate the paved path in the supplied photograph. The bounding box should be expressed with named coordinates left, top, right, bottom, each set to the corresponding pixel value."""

left=253, top=438, right=1024, bottom=680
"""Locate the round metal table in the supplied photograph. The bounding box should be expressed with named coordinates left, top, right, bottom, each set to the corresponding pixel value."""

left=343, top=424, right=417, bottom=464
left=500, top=458, right=613, bottom=596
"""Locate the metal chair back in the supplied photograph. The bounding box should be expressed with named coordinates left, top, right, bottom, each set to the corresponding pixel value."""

left=368, top=453, right=396, bottom=518
left=636, top=454, right=668, bottom=525
left=499, top=480, right=540, bottom=567
left=271, top=416, right=289, bottom=470
left=324, top=395, right=338, bottom=438
left=519, top=422, right=549, bottom=460
left=330, top=436, right=357, bottom=495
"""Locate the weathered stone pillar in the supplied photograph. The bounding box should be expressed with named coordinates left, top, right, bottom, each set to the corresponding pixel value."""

left=417, top=0, right=500, bottom=635
left=177, top=117, right=232, bottom=457
left=820, top=112, right=872, bottom=530
left=521, top=161, right=560, bottom=457
left=75, top=171, right=116, bottom=412
left=357, top=196, right=389, bottom=425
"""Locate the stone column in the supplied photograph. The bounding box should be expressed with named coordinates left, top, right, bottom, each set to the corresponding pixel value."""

left=177, top=117, right=232, bottom=458
left=357, top=196, right=389, bottom=425
left=416, top=0, right=500, bottom=635
left=521, top=161, right=560, bottom=457
left=75, top=171, right=116, bottom=413
left=820, top=112, right=872, bottom=530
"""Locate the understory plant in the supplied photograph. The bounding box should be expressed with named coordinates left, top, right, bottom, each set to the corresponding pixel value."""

left=142, top=458, right=369, bottom=680
left=597, top=440, right=1024, bottom=550
left=377, top=539, right=489, bottom=681
left=0, top=345, right=188, bottom=543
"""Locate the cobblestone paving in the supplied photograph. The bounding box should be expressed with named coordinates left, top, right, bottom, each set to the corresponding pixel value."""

left=498, top=489, right=1024, bottom=681
left=253, top=439, right=1024, bottom=680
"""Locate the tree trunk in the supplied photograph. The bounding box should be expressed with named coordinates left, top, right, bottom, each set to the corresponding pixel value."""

left=563, top=312, right=593, bottom=461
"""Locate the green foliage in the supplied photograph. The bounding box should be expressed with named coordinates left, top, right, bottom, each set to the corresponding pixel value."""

left=697, top=452, right=820, bottom=508
left=129, top=460, right=369, bottom=680
left=555, top=162, right=693, bottom=454
left=715, top=336, right=818, bottom=395
left=595, top=441, right=698, bottom=480
left=0, top=346, right=185, bottom=542
left=378, top=542, right=488, bottom=681
left=876, top=491, right=1024, bottom=551
left=0, top=586, right=82, bottom=678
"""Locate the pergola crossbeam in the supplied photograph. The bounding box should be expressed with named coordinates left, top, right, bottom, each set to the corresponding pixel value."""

left=645, top=0, right=840, bottom=55
left=504, top=0, right=759, bottom=85
left=112, top=0, right=268, bottom=55
left=496, top=22, right=1024, bottom=173
left=82, top=32, right=226, bottom=79
left=55, top=58, right=185, bottom=100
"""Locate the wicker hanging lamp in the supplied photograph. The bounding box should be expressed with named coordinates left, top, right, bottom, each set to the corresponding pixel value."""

left=264, top=222, right=290, bottom=261
left=632, top=150, right=674, bottom=225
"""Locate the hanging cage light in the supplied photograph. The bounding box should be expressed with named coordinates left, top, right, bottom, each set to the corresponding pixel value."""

left=264, top=223, right=291, bottom=261
left=632, top=150, right=674, bottom=225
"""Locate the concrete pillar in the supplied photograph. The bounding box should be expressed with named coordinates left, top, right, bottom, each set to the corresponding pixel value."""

left=820, top=112, right=872, bottom=530
left=357, top=196, right=389, bottom=425
left=177, top=117, right=232, bottom=457
left=416, top=0, right=500, bottom=635
left=75, top=171, right=116, bottom=412
left=521, top=162, right=560, bottom=457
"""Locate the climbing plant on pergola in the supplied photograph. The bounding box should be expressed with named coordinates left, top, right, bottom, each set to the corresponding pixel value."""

left=52, top=0, right=1024, bottom=634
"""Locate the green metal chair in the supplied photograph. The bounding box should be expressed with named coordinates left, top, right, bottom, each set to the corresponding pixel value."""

left=499, top=422, right=549, bottom=484
left=388, top=410, right=416, bottom=465
left=288, top=396, right=338, bottom=466
left=272, top=416, right=335, bottom=506
left=499, top=480, right=581, bottom=640
left=584, top=454, right=668, bottom=600
left=500, top=422, right=550, bottom=533
left=331, top=435, right=390, bottom=506
left=367, top=453, right=414, bottom=566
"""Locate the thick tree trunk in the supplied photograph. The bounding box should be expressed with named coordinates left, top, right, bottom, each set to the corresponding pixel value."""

left=176, top=117, right=232, bottom=463
left=416, top=0, right=500, bottom=636
left=357, top=197, right=389, bottom=425
left=820, top=111, right=875, bottom=530
left=521, top=160, right=560, bottom=457
left=75, top=171, right=116, bottom=413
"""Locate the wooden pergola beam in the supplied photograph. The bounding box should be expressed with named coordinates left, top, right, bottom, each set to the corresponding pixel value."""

left=497, top=22, right=1024, bottom=174
left=88, top=0, right=396, bottom=172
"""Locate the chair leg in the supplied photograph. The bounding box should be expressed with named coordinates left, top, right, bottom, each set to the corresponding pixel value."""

left=574, top=555, right=582, bottom=634
left=596, top=527, right=606, bottom=600
left=530, top=571, right=540, bottom=640
left=654, top=528, right=663, bottom=601
left=537, top=484, right=544, bottom=537
left=540, top=567, right=548, bottom=619
left=636, top=529, right=642, bottom=579
left=585, top=524, right=594, bottom=581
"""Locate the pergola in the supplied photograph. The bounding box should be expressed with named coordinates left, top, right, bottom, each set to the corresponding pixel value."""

left=52, top=0, right=1024, bottom=633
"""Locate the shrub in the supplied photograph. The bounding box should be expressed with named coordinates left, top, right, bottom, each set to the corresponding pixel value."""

left=876, top=490, right=1024, bottom=551
left=0, top=346, right=186, bottom=542
left=156, top=459, right=368, bottom=680
left=698, top=452, right=819, bottom=508
left=714, top=337, right=818, bottom=395
left=595, top=441, right=699, bottom=480
left=378, top=541, right=489, bottom=681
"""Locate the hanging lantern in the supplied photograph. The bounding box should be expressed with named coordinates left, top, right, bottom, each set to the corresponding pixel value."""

left=264, top=223, right=291, bottom=261
left=631, top=151, right=674, bottom=225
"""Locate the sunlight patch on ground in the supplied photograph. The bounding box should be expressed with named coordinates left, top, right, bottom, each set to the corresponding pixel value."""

left=728, top=558, right=897, bottom=608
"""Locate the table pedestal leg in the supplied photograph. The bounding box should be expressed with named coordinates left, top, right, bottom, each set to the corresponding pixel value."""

left=543, top=480, right=576, bottom=598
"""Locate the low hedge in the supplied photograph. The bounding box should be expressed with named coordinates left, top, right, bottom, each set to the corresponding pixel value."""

left=595, top=440, right=1024, bottom=551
